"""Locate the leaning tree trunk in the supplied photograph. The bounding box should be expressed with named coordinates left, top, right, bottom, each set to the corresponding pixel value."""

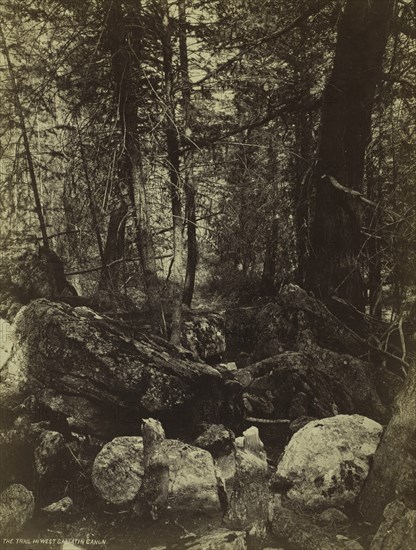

left=359, top=357, right=416, bottom=523
left=305, top=0, right=394, bottom=310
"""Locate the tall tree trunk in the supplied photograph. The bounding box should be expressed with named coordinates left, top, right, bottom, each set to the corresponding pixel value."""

left=305, top=0, right=393, bottom=309
left=179, top=0, right=197, bottom=308
left=99, top=194, right=128, bottom=290
left=76, top=119, right=109, bottom=285
left=106, top=0, right=166, bottom=336
left=160, top=0, right=184, bottom=345
left=366, top=155, right=383, bottom=318
left=261, top=216, right=279, bottom=296
left=292, top=7, right=313, bottom=288
left=0, top=21, right=49, bottom=250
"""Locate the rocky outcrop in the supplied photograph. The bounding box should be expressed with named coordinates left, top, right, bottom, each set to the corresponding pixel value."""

left=236, top=348, right=388, bottom=424
left=359, top=351, right=416, bottom=522
left=0, top=248, right=76, bottom=322
left=370, top=501, right=416, bottom=550
left=224, top=306, right=259, bottom=359
left=92, top=436, right=144, bottom=505
left=137, top=418, right=221, bottom=519
left=272, top=415, right=382, bottom=511
left=42, top=496, right=74, bottom=515
left=194, top=424, right=235, bottom=458
left=0, top=426, right=34, bottom=486
left=182, top=313, right=226, bottom=361
left=252, top=285, right=367, bottom=362
left=0, top=316, right=29, bottom=410
left=216, top=426, right=269, bottom=530
left=187, top=529, right=247, bottom=549
left=270, top=495, right=363, bottom=550
left=0, top=484, right=35, bottom=537
left=34, top=430, right=71, bottom=482
left=8, top=299, right=242, bottom=438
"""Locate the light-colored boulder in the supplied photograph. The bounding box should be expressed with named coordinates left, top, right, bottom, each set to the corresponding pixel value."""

left=42, top=496, right=74, bottom=515
left=0, top=484, right=35, bottom=537
left=139, top=419, right=221, bottom=518
left=272, top=414, right=382, bottom=511
left=92, top=436, right=144, bottom=505
left=187, top=529, right=247, bottom=549
left=370, top=500, right=416, bottom=550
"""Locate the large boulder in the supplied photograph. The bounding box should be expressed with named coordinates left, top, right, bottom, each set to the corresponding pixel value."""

left=137, top=418, right=221, bottom=519
left=0, top=484, right=35, bottom=537
left=370, top=500, right=416, bottom=550
left=9, top=299, right=242, bottom=438
left=272, top=415, right=382, bottom=511
left=235, top=348, right=388, bottom=424
left=92, top=436, right=144, bottom=505
left=182, top=313, right=226, bottom=361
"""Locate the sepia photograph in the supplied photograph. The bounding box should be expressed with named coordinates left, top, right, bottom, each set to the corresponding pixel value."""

left=0, top=0, right=415, bottom=548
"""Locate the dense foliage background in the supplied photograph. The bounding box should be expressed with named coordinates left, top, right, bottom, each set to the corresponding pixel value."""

left=1, top=0, right=415, bottom=337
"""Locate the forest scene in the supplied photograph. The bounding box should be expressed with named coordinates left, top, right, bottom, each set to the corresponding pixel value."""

left=0, top=0, right=416, bottom=548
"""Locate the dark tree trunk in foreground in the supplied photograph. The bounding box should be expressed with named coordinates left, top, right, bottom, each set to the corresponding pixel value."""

left=359, top=358, right=416, bottom=523
left=305, top=0, right=393, bottom=309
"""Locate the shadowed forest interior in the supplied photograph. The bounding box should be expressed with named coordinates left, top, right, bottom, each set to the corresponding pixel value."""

left=0, top=0, right=416, bottom=549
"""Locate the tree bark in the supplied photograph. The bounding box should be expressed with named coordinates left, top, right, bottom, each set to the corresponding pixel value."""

left=179, top=0, right=198, bottom=308
left=366, top=155, right=383, bottom=318
left=160, top=0, right=184, bottom=344
left=76, top=119, right=108, bottom=285
left=261, top=216, right=279, bottom=296
left=99, top=195, right=128, bottom=290
left=305, top=0, right=394, bottom=309
left=105, top=0, right=166, bottom=336
left=291, top=3, right=314, bottom=288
